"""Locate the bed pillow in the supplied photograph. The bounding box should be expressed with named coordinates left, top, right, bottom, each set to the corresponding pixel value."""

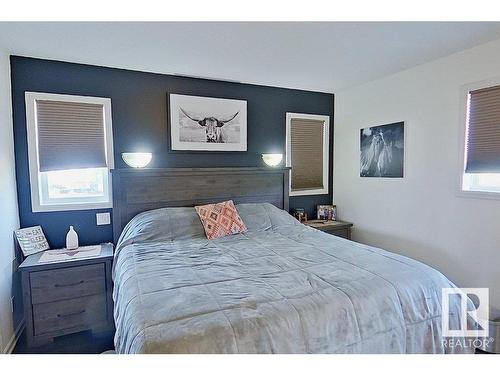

left=116, top=207, right=206, bottom=247
left=195, top=200, right=247, bottom=240
left=237, top=203, right=301, bottom=230
left=235, top=203, right=272, bottom=232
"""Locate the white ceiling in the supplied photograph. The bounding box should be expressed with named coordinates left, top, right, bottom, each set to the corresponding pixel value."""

left=1, top=22, right=500, bottom=93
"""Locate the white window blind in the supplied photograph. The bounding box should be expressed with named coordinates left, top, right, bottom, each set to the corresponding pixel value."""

left=466, top=85, right=500, bottom=173
left=36, top=100, right=108, bottom=172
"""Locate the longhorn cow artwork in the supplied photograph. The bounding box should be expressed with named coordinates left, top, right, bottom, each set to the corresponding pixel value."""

left=360, top=121, right=405, bottom=178
left=179, top=108, right=239, bottom=143
left=169, top=93, right=247, bottom=151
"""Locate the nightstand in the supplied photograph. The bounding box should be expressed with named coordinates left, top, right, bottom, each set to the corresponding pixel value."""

left=304, top=220, right=353, bottom=240
left=19, top=243, right=114, bottom=347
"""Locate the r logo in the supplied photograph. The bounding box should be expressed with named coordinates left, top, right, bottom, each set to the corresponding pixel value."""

left=442, top=288, right=489, bottom=338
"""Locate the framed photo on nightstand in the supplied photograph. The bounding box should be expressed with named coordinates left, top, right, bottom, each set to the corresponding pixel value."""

left=14, top=226, right=49, bottom=257
left=316, top=205, right=337, bottom=221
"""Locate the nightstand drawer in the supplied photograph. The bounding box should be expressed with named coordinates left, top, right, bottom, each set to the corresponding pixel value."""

left=304, top=220, right=353, bottom=240
left=30, top=264, right=106, bottom=304
left=33, top=294, right=107, bottom=336
left=327, top=228, right=349, bottom=239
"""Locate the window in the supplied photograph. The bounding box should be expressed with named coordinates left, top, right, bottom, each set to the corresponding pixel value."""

left=25, top=92, right=114, bottom=212
left=461, top=82, right=500, bottom=196
left=286, top=113, right=329, bottom=196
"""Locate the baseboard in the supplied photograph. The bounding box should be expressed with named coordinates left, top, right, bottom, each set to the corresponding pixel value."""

left=3, top=319, right=25, bottom=354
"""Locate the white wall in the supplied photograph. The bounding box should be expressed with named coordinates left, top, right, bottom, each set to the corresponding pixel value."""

left=334, top=38, right=500, bottom=316
left=0, top=48, right=20, bottom=353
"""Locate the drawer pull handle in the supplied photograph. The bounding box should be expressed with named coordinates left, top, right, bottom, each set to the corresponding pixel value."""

left=54, top=280, right=85, bottom=288
left=57, top=309, right=86, bottom=318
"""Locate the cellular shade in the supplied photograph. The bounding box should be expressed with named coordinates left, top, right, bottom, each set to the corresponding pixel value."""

left=36, top=100, right=107, bottom=172
left=290, top=118, right=325, bottom=191
left=466, top=85, right=500, bottom=173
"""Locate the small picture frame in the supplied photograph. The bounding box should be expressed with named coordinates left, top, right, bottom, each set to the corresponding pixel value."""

left=317, top=204, right=337, bottom=221
left=293, top=208, right=308, bottom=222
left=14, top=226, right=49, bottom=257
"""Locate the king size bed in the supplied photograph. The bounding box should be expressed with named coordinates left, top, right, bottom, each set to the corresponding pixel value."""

left=111, top=167, right=472, bottom=354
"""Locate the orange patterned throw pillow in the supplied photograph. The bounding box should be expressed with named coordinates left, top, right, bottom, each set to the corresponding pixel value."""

left=195, top=200, right=247, bottom=240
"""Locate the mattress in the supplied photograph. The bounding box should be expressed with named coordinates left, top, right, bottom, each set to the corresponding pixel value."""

left=112, top=203, right=473, bottom=353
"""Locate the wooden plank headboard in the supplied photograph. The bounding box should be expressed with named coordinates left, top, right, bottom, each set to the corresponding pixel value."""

left=111, top=167, right=291, bottom=243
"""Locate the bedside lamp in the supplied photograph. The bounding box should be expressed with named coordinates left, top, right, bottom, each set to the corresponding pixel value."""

left=121, top=152, right=152, bottom=168
left=261, top=153, right=283, bottom=167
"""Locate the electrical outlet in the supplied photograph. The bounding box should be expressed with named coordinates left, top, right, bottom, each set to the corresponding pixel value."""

left=96, top=212, right=111, bottom=225
left=10, top=296, right=14, bottom=313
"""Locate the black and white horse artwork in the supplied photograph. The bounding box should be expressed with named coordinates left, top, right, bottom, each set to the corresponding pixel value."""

left=360, top=122, right=404, bottom=178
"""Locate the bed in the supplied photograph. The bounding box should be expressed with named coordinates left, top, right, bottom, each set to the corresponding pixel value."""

left=111, top=168, right=473, bottom=354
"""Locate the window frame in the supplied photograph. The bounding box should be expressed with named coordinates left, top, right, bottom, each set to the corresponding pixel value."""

left=458, top=78, right=500, bottom=200
left=25, top=92, right=114, bottom=212
left=285, top=112, right=330, bottom=196
left=457, top=77, right=500, bottom=199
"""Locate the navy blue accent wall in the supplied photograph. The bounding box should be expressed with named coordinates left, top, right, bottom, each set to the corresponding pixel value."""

left=11, top=56, right=334, bottom=248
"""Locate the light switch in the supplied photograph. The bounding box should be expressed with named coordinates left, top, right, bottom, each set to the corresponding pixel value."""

left=96, top=212, right=111, bottom=225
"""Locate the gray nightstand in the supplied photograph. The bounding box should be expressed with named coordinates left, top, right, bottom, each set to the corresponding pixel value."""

left=19, top=243, right=114, bottom=347
left=304, top=220, right=353, bottom=240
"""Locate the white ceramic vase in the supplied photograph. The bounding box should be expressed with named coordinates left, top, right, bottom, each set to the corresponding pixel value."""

left=66, top=226, right=79, bottom=250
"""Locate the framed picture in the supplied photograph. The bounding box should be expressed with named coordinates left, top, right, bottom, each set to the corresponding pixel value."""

left=293, top=208, right=308, bottom=222
left=15, top=225, right=49, bottom=257
left=317, top=204, right=337, bottom=221
left=169, top=93, right=247, bottom=151
left=360, top=121, right=405, bottom=178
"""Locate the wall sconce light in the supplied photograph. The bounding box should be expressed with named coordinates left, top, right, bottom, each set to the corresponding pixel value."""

left=261, top=153, right=283, bottom=167
left=121, top=152, right=152, bottom=168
